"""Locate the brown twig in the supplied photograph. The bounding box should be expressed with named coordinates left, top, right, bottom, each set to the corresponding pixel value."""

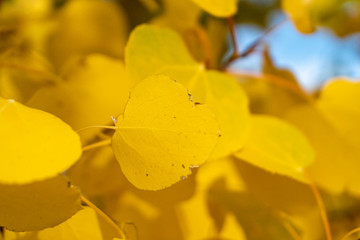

left=222, top=19, right=288, bottom=69
left=226, top=70, right=312, bottom=101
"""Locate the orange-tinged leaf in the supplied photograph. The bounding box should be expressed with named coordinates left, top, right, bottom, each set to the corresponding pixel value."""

left=0, top=97, right=81, bottom=184
left=112, top=75, right=220, bottom=190
left=234, top=115, right=314, bottom=183
left=0, top=176, right=81, bottom=231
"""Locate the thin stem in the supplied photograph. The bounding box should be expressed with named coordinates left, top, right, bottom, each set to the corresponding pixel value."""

left=227, top=70, right=312, bottom=101
left=0, top=61, right=62, bottom=84
left=227, top=17, right=239, bottom=59
left=81, top=195, right=126, bottom=239
left=305, top=172, right=332, bottom=240
left=282, top=220, right=302, bottom=240
left=82, top=139, right=112, bottom=152
left=222, top=19, right=287, bottom=69
left=76, top=125, right=118, bottom=133
left=340, top=227, right=360, bottom=240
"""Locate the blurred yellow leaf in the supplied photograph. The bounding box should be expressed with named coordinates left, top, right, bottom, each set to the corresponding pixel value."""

left=112, top=75, right=220, bottom=190
left=234, top=115, right=314, bottom=183
left=0, top=97, right=81, bottom=184
left=0, top=176, right=81, bottom=231
left=191, top=0, right=237, bottom=17
left=282, top=0, right=315, bottom=34
left=126, top=24, right=250, bottom=158
left=47, top=0, right=128, bottom=69
left=285, top=79, right=360, bottom=195
left=27, top=54, right=131, bottom=135
left=177, top=157, right=245, bottom=240
left=4, top=207, right=104, bottom=240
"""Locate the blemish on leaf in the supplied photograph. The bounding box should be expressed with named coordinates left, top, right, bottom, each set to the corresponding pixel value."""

left=146, top=174, right=149, bottom=177
left=111, top=116, right=117, bottom=124
left=182, top=164, right=185, bottom=168
left=173, top=116, right=176, bottom=119
left=194, top=102, right=201, bottom=105
left=180, top=176, right=186, bottom=180
left=67, top=181, right=71, bottom=188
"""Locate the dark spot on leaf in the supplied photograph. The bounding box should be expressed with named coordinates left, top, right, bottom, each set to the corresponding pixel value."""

left=67, top=181, right=71, bottom=188
left=173, top=116, right=176, bottom=119
left=218, top=134, right=222, bottom=137
left=194, top=102, right=201, bottom=105
left=182, top=164, right=185, bottom=168
left=146, top=174, right=149, bottom=177
left=172, top=164, right=174, bottom=166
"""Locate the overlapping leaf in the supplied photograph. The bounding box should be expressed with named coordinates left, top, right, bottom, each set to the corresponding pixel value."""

left=0, top=97, right=81, bottom=184
left=4, top=207, right=104, bottom=240
left=285, top=79, right=360, bottom=195
left=112, top=75, right=220, bottom=190
left=0, top=176, right=81, bottom=231
left=125, top=24, right=250, bottom=158
left=234, top=115, right=314, bottom=183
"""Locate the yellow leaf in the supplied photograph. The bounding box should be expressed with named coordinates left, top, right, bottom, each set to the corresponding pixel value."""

left=27, top=54, right=131, bottom=134
left=285, top=79, right=360, bottom=195
left=191, top=0, right=237, bottom=17
left=0, top=97, right=81, bottom=184
left=282, top=0, right=315, bottom=34
left=126, top=24, right=250, bottom=158
left=47, top=0, right=128, bottom=69
left=111, top=75, right=220, bottom=190
left=4, top=207, right=103, bottom=240
left=0, top=176, right=81, bottom=231
left=234, top=115, right=314, bottom=183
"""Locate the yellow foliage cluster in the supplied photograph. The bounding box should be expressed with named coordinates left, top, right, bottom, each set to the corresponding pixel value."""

left=0, top=0, right=359, bottom=240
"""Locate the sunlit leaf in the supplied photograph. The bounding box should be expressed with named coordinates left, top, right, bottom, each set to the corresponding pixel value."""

left=0, top=176, right=81, bottom=231
left=191, top=0, right=237, bottom=17
left=112, top=75, right=220, bottom=190
left=126, top=24, right=250, bottom=158
left=0, top=97, right=81, bottom=184
left=234, top=115, right=314, bottom=183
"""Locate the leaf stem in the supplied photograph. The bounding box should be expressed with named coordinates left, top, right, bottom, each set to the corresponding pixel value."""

left=340, top=227, right=360, bottom=240
left=76, top=125, right=118, bottom=133
left=305, top=172, right=332, bottom=240
left=226, top=17, right=239, bottom=60
left=81, top=195, right=126, bottom=240
left=82, top=139, right=112, bottom=152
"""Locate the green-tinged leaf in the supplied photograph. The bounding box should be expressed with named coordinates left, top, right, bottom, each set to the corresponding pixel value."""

left=126, top=24, right=250, bottom=158
left=234, top=115, right=314, bottom=183
left=112, top=75, right=220, bottom=190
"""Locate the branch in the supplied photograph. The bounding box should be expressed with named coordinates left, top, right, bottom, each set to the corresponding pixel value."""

left=222, top=19, right=288, bottom=69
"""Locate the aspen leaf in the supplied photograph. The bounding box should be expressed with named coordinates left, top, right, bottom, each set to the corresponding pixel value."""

left=0, top=97, right=81, bottom=184
left=0, top=175, right=82, bottom=231
left=285, top=79, right=360, bottom=195
left=191, top=0, right=237, bottom=17
left=4, top=207, right=103, bottom=240
left=111, top=75, right=220, bottom=190
left=28, top=54, right=131, bottom=133
left=234, top=115, right=314, bottom=183
left=126, top=25, right=250, bottom=158
left=282, top=0, right=315, bottom=34
left=47, top=0, right=128, bottom=69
